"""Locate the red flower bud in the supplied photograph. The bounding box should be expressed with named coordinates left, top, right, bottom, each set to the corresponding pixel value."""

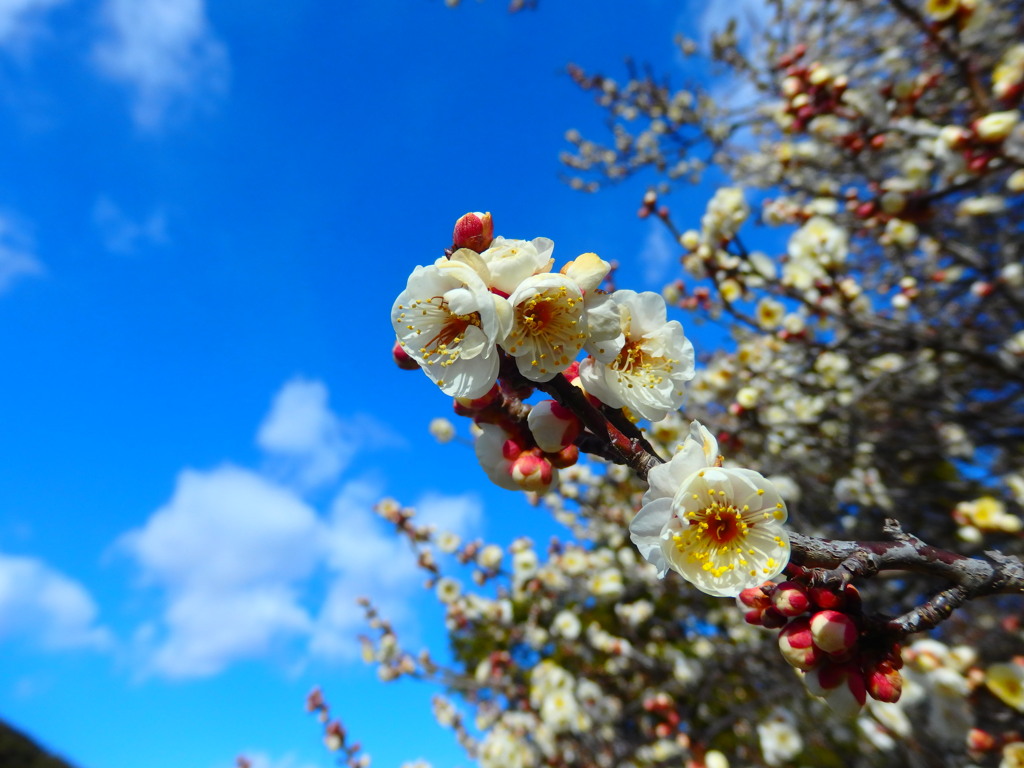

left=547, top=444, right=579, bottom=469
left=810, top=610, right=859, bottom=654
left=510, top=452, right=555, bottom=493
left=392, top=341, right=421, bottom=370
left=738, top=586, right=771, bottom=609
left=866, top=663, right=902, bottom=703
left=967, top=728, right=996, bottom=752
left=772, top=581, right=811, bottom=617
left=452, top=211, right=494, bottom=252
left=809, top=586, right=844, bottom=609
left=779, top=618, right=821, bottom=671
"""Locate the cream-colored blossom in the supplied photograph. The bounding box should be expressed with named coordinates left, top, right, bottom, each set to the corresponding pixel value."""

left=477, top=236, right=554, bottom=295
left=986, top=662, right=1024, bottom=711
left=629, top=421, right=790, bottom=596
left=579, top=290, right=695, bottom=422
left=392, top=257, right=511, bottom=398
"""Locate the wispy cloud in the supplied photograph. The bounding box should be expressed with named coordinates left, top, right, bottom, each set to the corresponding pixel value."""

left=0, top=552, right=110, bottom=650
left=0, top=0, right=68, bottom=51
left=121, top=380, right=482, bottom=678
left=0, top=213, right=44, bottom=294
left=92, top=0, right=228, bottom=129
left=93, top=196, right=168, bottom=254
left=257, top=378, right=403, bottom=492
left=119, top=465, right=321, bottom=679
left=638, top=220, right=677, bottom=287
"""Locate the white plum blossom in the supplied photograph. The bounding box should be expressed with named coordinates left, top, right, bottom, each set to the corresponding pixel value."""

left=757, top=709, right=804, bottom=766
left=477, top=236, right=555, bottom=295
left=503, top=272, right=588, bottom=381
left=392, top=256, right=511, bottom=398
left=784, top=216, right=848, bottom=291
left=629, top=421, right=790, bottom=597
left=579, top=289, right=695, bottom=422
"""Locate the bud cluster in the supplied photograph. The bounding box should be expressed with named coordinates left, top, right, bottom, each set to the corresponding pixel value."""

left=740, top=577, right=903, bottom=714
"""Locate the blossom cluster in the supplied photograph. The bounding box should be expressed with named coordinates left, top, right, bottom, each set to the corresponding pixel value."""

left=393, top=212, right=697, bottom=497
left=392, top=212, right=695, bottom=416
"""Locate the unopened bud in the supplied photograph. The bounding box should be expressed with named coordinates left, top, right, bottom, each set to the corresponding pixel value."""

left=547, top=443, right=579, bottom=469
left=809, top=586, right=844, bottom=609
left=738, top=586, right=771, bottom=609
left=527, top=399, right=582, bottom=452
left=966, top=728, right=997, bottom=751
left=810, top=610, right=859, bottom=655
left=452, top=211, right=494, bottom=252
left=778, top=618, right=821, bottom=671
left=511, top=452, right=555, bottom=493
left=393, top=341, right=420, bottom=370
left=772, top=581, right=811, bottom=617
left=866, top=662, right=903, bottom=703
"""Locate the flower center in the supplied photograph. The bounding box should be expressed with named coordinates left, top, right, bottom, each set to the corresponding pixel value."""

left=695, top=501, right=746, bottom=545
left=416, top=296, right=482, bottom=368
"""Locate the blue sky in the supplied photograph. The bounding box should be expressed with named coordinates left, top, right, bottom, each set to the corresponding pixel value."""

left=0, top=1, right=743, bottom=767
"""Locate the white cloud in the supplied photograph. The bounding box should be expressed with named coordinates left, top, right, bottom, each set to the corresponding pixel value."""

left=119, top=465, right=323, bottom=678
left=0, top=553, right=110, bottom=650
left=93, top=196, right=168, bottom=254
left=93, top=0, right=228, bottom=129
left=121, top=380, right=484, bottom=676
left=638, top=220, right=677, bottom=286
left=415, top=490, right=483, bottom=539
left=257, top=378, right=403, bottom=491
left=0, top=0, right=67, bottom=50
left=0, top=214, right=43, bottom=294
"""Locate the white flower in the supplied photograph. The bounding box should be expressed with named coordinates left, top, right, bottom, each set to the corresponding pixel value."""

left=478, top=236, right=555, bottom=295
left=552, top=609, right=582, bottom=639
left=629, top=421, right=790, bottom=597
left=428, top=417, right=456, bottom=443
left=435, top=577, right=461, bottom=604
left=784, top=216, right=848, bottom=290
left=757, top=709, right=804, bottom=766
left=392, top=256, right=511, bottom=398
left=502, top=272, right=588, bottom=381
left=579, top=290, right=695, bottom=422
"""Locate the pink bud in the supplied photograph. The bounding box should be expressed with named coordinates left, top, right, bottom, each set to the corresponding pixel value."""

left=967, top=728, right=996, bottom=751
left=810, top=610, right=859, bottom=655
left=510, top=452, right=555, bottom=493
left=738, top=586, right=771, bottom=609
left=808, top=586, right=844, bottom=610
left=772, top=581, right=811, bottom=617
left=547, top=444, right=579, bottom=469
left=502, top=438, right=524, bottom=462
left=452, top=212, right=494, bottom=252
left=527, top=399, right=582, bottom=452
left=866, top=662, right=903, bottom=703
left=392, top=341, right=420, bottom=371
left=778, top=618, right=821, bottom=671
